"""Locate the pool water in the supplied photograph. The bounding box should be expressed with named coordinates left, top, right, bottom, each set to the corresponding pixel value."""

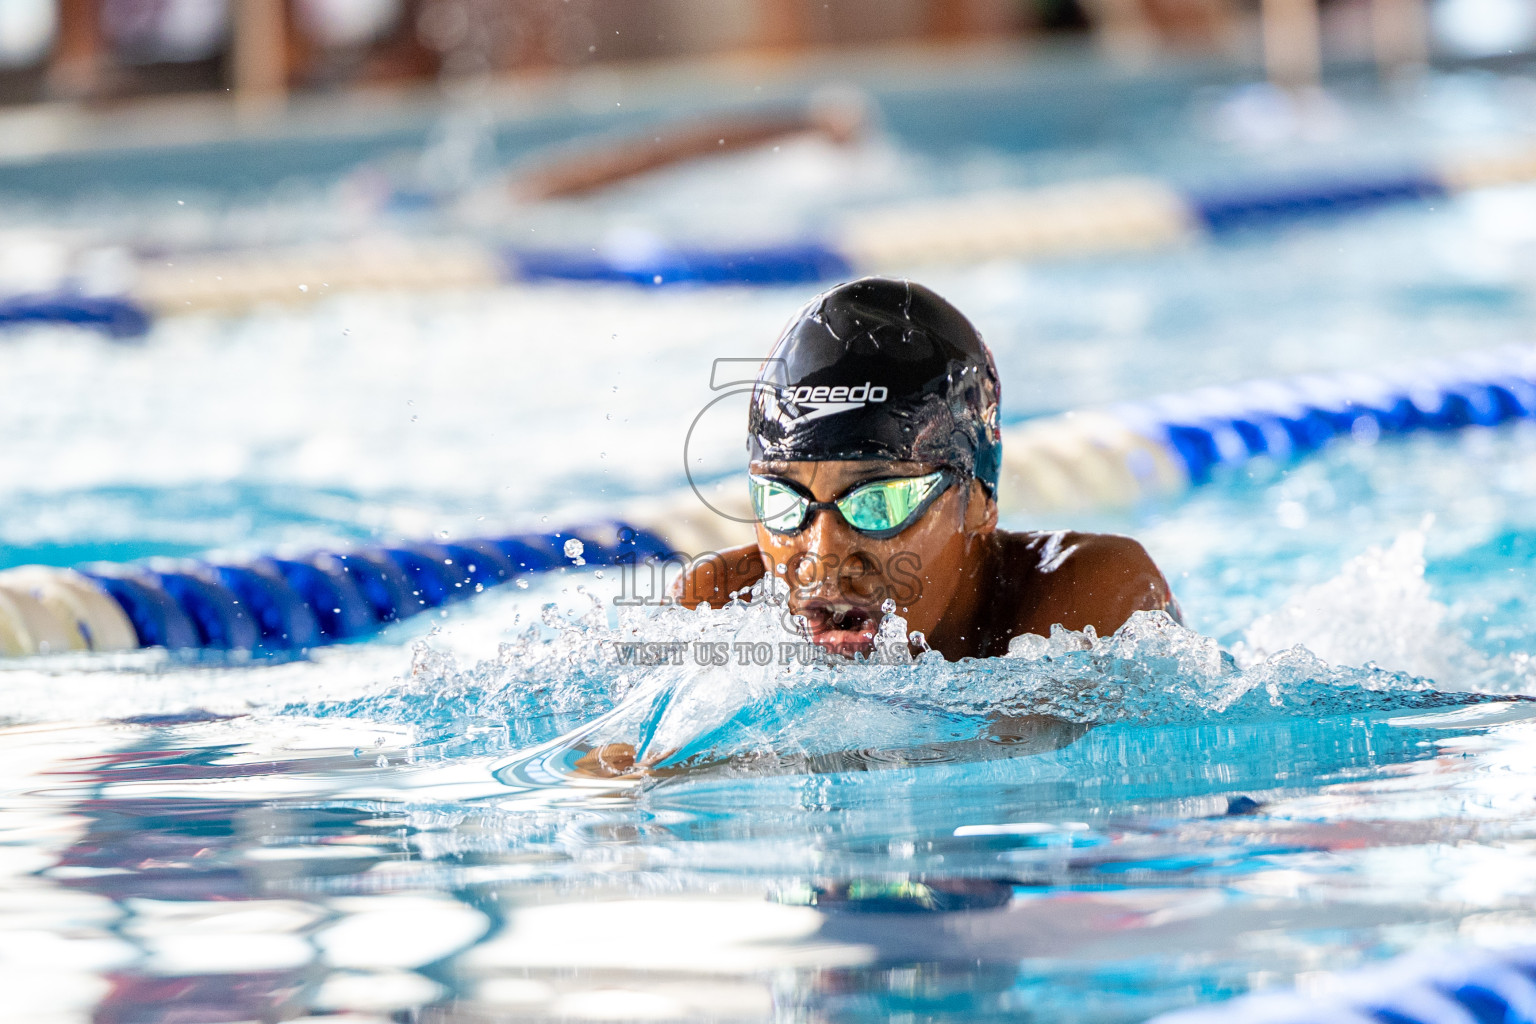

left=9, top=63, right=1536, bottom=1022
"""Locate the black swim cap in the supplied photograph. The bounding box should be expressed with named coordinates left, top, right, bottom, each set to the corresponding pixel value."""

left=747, top=277, right=1002, bottom=493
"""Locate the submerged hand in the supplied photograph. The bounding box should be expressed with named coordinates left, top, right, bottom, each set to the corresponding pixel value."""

left=571, top=742, right=682, bottom=779
left=573, top=742, right=640, bottom=778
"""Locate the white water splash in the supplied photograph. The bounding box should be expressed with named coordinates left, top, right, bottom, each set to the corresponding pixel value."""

left=312, top=573, right=1479, bottom=779
left=1236, top=524, right=1483, bottom=684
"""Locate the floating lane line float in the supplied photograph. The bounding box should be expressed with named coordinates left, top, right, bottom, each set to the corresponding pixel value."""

left=11, top=142, right=1536, bottom=333
left=998, top=343, right=1536, bottom=513
left=514, top=143, right=1536, bottom=284
left=0, top=292, right=153, bottom=340
left=0, top=525, right=673, bottom=658
left=1147, top=942, right=1536, bottom=1024
left=130, top=238, right=504, bottom=315
left=4, top=345, right=1535, bottom=657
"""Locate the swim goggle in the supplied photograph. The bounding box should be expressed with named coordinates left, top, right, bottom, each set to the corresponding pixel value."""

left=748, top=468, right=956, bottom=540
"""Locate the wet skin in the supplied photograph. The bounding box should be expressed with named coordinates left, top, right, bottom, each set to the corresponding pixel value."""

left=675, top=459, right=1179, bottom=661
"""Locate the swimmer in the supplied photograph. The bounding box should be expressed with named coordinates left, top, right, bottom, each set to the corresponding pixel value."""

left=675, top=276, right=1179, bottom=661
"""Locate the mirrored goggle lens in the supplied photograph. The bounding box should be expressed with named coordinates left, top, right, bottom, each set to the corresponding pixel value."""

left=749, top=476, right=808, bottom=533
left=835, top=470, right=945, bottom=534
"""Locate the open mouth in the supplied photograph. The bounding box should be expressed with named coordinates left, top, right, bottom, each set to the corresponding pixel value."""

left=797, top=600, right=880, bottom=657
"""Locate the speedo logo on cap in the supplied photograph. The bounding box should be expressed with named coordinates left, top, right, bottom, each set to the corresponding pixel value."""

left=782, top=383, right=888, bottom=424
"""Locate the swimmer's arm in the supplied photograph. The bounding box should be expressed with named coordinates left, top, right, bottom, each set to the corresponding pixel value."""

left=512, top=109, right=862, bottom=201
left=669, top=543, right=767, bottom=610
left=1014, top=533, right=1179, bottom=638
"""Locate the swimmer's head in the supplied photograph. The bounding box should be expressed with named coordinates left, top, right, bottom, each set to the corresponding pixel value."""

left=745, top=278, right=1003, bottom=658
left=746, top=277, right=1002, bottom=494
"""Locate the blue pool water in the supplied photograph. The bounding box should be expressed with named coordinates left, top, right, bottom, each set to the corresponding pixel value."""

left=10, top=61, right=1536, bottom=1022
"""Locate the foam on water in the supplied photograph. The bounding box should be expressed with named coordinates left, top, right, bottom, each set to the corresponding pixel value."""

left=1238, top=525, right=1477, bottom=679
left=283, top=562, right=1501, bottom=789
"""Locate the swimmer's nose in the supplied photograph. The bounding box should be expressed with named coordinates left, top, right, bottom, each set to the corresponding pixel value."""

left=800, top=505, right=859, bottom=557
left=794, top=512, right=881, bottom=596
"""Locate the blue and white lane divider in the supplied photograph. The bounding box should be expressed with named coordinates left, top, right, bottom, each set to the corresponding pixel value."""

left=512, top=146, right=1536, bottom=285
left=997, top=344, right=1536, bottom=512
left=1148, top=943, right=1536, bottom=1024
left=0, top=292, right=153, bottom=340
left=0, top=525, right=672, bottom=658
left=11, top=144, right=1536, bottom=332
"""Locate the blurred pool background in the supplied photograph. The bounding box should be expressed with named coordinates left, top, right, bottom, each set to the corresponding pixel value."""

left=9, top=2, right=1536, bottom=1023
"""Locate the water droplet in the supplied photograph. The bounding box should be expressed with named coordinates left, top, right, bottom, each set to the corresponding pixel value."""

left=599, top=451, right=606, bottom=458
left=410, top=414, right=418, bottom=422
left=342, top=328, right=351, bottom=336
left=541, top=515, right=549, bottom=523
left=375, top=754, right=388, bottom=768
left=438, top=529, right=449, bottom=539
left=176, top=199, right=184, bottom=205
left=882, top=598, right=896, bottom=614
left=564, top=538, right=586, bottom=565
left=594, top=570, right=604, bottom=578
left=298, top=284, right=308, bottom=292
left=516, top=579, right=529, bottom=589
left=653, top=274, right=663, bottom=284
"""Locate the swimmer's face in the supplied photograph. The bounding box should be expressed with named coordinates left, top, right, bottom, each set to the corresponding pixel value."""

left=750, top=459, right=996, bottom=658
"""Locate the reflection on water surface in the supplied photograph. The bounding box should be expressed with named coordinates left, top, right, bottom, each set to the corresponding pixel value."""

left=7, top=691, right=1536, bottom=1022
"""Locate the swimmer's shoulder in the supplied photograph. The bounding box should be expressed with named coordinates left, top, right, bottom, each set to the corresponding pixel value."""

left=990, top=529, right=1179, bottom=642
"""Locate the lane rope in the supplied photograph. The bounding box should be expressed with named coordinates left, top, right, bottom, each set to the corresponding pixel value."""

left=997, top=343, right=1536, bottom=513
left=0, top=525, right=671, bottom=658
left=1148, top=943, right=1536, bottom=1024
left=12, top=144, right=1536, bottom=329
